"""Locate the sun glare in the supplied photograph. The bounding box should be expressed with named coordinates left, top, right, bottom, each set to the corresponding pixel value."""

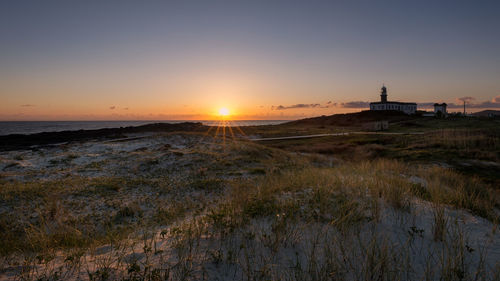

left=218, top=107, right=230, bottom=117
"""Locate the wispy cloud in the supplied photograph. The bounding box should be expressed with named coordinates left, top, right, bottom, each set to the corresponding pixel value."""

left=272, top=103, right=322, bottom=110
left=417, top=102, right=437, bottom=107
left=109, top=106, right=116, bottom=110
left=457, top=96, right=475, bottom=104
left=457, top=97, right=476, bottom=104
left=447, top=103, right=468, bottom=109
left=339, top=101, right=370, bottom=108
left=419, top=96, right=500, bottom=109
left=271, top=102, right=338, bottom=110
left=271, top=95, right=500, bottom=112
left=20, top=104, right=35, bottom=107
left=461, top=101, right=500, bottom=108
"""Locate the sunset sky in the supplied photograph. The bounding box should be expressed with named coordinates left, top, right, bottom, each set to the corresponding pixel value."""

left=1, top=0, right=500, bottom=120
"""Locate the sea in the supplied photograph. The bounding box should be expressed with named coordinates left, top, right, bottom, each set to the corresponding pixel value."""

left=0, top=120, right=288, bottom=136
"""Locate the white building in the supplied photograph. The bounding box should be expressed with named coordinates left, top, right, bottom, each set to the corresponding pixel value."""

left=433, top=103, right=447, bottom=116
left=369, top=85, right=417, bottom=115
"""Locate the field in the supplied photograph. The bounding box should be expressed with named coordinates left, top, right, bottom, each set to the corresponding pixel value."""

left=0, top=115, right=499, bottom=280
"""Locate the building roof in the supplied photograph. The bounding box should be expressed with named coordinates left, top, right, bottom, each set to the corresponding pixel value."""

left=370, top=101, right=417, bottom=105
left=434, top=103, right=447, bottom=106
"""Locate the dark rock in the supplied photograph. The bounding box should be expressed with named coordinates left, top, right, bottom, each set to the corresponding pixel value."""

left=0, top=122, right=207, bottom=151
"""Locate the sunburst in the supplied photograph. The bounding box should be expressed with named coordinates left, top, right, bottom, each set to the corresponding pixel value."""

left=218, top=107, right=230, bottom=117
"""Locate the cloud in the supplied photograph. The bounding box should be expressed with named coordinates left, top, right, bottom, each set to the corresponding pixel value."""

left=446, top=103, right=465, bottom=109
left=468, top=101, right=500, bottom=108
left=20, top=104, right=35, bottom=107
left=272, top=103, right=321, bottom=110
left=109, top=106, right=116, bottom=110
left=419, top=102, right=462, bottom=109
left=271, top=101, right=338, bottom=110
left=419, top=100, right=500, bottom=109
left=272, top=95, right=500, bottom=112
left=123, top=107, right=129, bottom=110
left=339, top=101, right=370, bottom=108
left=456, top=96, right=475, bottom=104
left=451, top=96, right=500, bottom=108
left=418, top=102, right=437, bottom=107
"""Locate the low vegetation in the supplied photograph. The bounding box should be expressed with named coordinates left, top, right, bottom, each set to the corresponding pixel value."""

left=0, top=123, right=499, bottom=280
left=263, top=126, right=500, bottom=185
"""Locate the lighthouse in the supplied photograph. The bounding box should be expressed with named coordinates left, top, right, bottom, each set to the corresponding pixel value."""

left=380, top=85, right=387, bottom=103
left=369, top=84, right=417, bottom=114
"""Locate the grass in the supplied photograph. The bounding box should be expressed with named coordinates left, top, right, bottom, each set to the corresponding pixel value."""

left=0, top=130, right=499, bottom=280
left=153, top=202, right=188, bottom=225
left=261, top=127, right=500, bottom=186
left=432, top=204, right=448, bottom=241
left=421, top=129, right=500, bottom=151
left=3, top=160, right=499, bottom=279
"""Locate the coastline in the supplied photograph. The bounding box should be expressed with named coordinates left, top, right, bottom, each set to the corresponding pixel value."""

left=0, top=120, right=289, bottom=136
left=0, top=122, right=208, bottom=151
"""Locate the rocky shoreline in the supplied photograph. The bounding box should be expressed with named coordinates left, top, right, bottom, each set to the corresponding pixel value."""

left=0, top=122, right=207, bottom=151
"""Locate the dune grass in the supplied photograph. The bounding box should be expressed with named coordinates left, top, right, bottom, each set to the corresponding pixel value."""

left=0, top=132, right=499, bottom=280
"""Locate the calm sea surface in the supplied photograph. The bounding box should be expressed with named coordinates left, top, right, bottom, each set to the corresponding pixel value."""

left=0, top=120, right=288, bottom=136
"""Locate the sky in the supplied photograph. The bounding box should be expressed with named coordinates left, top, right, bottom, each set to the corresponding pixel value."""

left=1, top=0, right=500, bottom=120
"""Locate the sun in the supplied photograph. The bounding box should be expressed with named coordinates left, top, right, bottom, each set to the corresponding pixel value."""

left=218, top=107, right=230, bottom=117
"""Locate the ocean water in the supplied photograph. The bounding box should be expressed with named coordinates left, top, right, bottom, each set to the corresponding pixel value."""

left=0, top=120, right=288, bottom=136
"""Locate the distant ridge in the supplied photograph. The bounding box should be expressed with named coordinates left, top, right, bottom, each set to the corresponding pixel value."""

left=471, top=110, right=500, bottom=117
left=285, top=110, right=415, bottom=127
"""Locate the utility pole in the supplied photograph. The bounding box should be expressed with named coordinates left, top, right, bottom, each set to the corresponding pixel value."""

left=463, top=101, right=466, bottom=115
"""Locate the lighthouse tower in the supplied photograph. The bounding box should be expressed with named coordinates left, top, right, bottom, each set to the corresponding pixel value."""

left=380, top=85, right=387, bottom=103
left=370, top=84, right=417, bottom=114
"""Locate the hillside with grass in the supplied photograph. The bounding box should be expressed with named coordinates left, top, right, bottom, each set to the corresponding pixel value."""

left=0, top=117, right=499, bottom=280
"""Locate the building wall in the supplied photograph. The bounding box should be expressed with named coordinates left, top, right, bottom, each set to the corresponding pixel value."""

left=434, top=105, right=447, bottom=114
left=370, top=102, right=416, bottom=114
